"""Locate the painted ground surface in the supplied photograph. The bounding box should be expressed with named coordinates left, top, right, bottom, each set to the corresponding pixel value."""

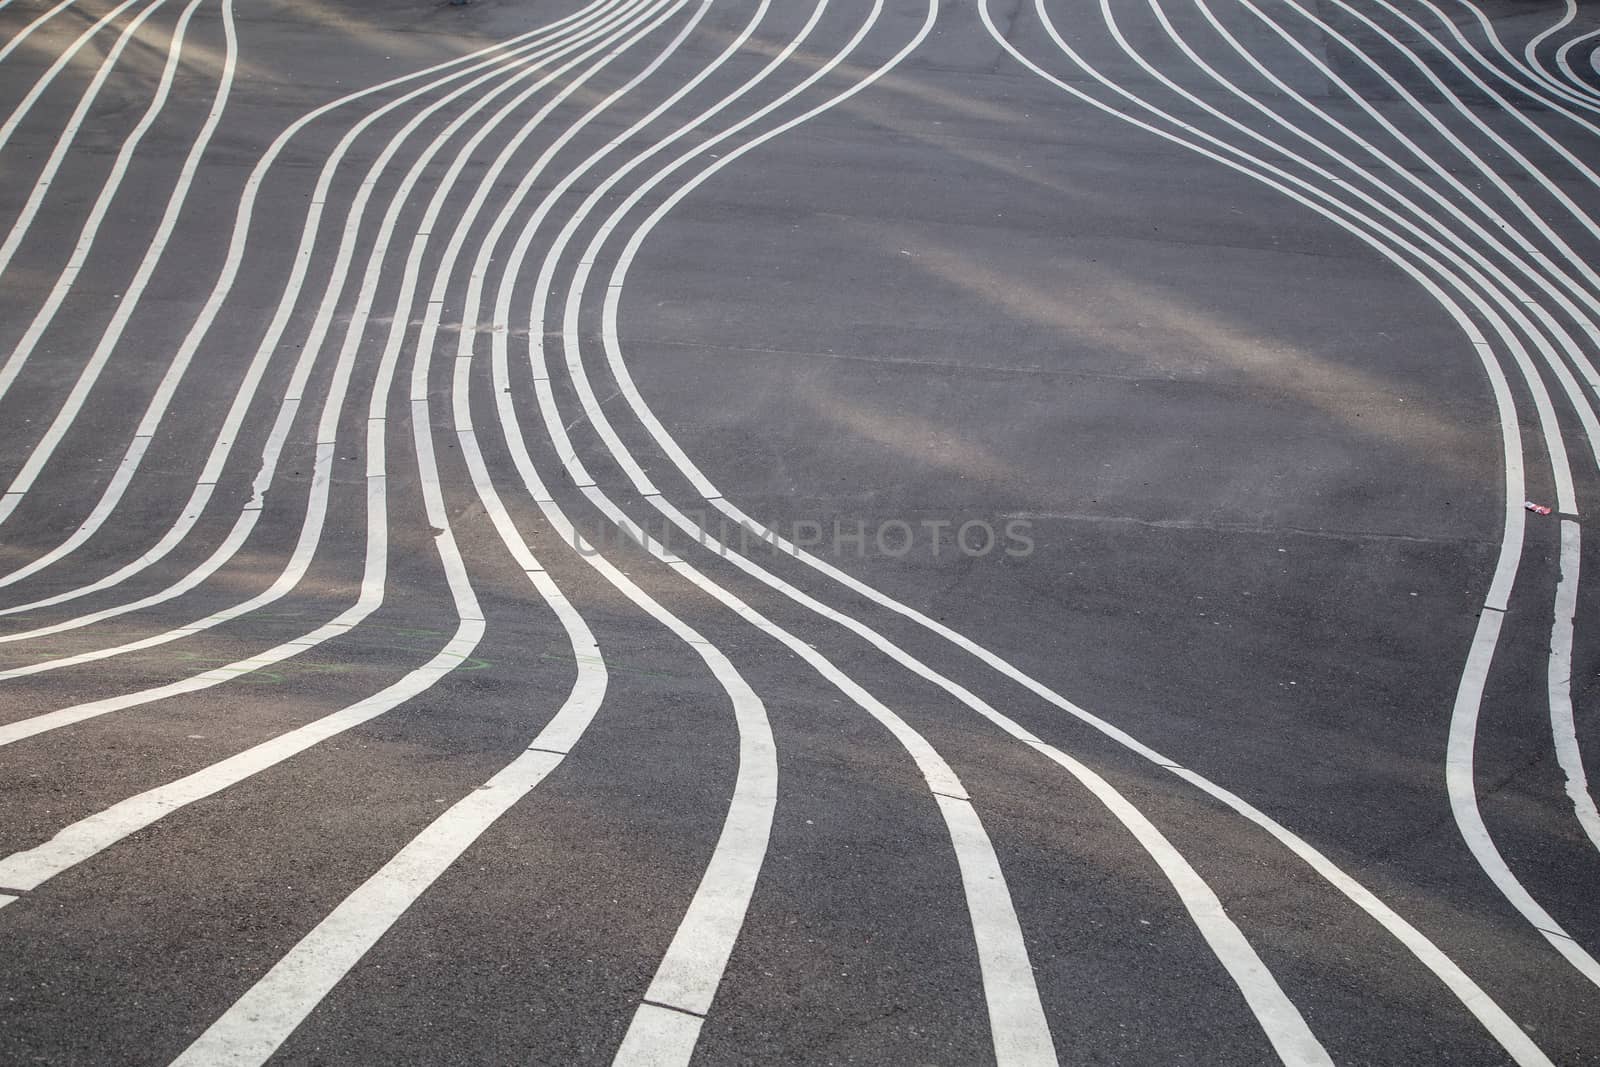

left=1, top=0, right=1598, bottom=1063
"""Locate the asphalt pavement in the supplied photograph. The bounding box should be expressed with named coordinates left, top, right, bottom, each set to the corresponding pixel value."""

left=1, top=0, right=1599, bottom=1063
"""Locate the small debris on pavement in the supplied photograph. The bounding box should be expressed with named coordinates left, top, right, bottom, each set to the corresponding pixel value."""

left=1525, top=501, right=1553, bottom=515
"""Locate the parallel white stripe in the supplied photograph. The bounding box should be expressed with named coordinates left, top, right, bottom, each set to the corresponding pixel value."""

left=0, top=0, right=175, bottom=400
left=0, top=0, right=148, bottom=159
left=452, top=1, right=786, bottom=1058
left=1177, top=0, right=1600, bottom=865
left=1446, top=1, right=1600, bottom=117
left=351, top=2, right=794, bottom=1057
left=0, top=0, right=239, bottom=527
left=0, top=0, right=79, bottom=66
left=0, top=1, right=656, bottom=778
left=0, top=0, right=631, bottom=600
left=500, top=0, right=1056, bottom=1055
left=1235, top=0, right=1600, bottom=991
left=0, top=2, right=641, bottom=682
left=1548, top=519, right=1600, bottom=850
left=0, top=0, right=676, bottom=904
left=537, top=2, right=1551, bottom=1063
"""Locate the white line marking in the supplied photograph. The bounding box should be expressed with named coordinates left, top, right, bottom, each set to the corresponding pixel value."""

left=0, top=0, right=238, bottom=529
left=0, top=0, right=182, bottom=402
left=0, top=0, right=80, bottom=66
left=1549, top=519, right=1600, bottom=850
left=0, top=1, right=644, bottom=696
left=0, top=0, right=635, bottom=601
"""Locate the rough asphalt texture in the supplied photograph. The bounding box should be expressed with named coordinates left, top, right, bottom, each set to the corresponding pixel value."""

left=1, top=0, right=1598, bottom=1063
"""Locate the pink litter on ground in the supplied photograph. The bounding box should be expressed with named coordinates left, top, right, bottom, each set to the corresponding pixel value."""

left=1525, top=501, right=1553, bottom=515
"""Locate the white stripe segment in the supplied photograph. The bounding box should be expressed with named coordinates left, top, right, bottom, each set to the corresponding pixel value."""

left=0, top=0, right=239, bottom=527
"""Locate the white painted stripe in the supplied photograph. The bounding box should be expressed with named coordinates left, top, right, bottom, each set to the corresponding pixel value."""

left=0, top=0, right=151, bottom=160
left=0, top=1, right=645, bottom=691
left=937, top=794, right=1060, bottom=1066
left=1549, top=519, right=1600, bottom=850
left=0, top=7, right=685, bottom=1064
left=466, top=0, right=1056, bottom=1059
left=610, top=1004, right=703, bottom=1066
left=0, top=0, right=179, bottom=400
left=0, top=0, right=239, bottom=529
left=1447, top=608, right=1600, bottom=987
left=1220, top=0, right=1600, bottom=992
left=497, top=2, right=1570, bottom=1063
left=0, top=0, right=79, bottom=66
left=0, top=0, right=663, bottom=804
left=554, top=0, right=1376, bottom=1057
left=0, top=0, right=633, bottom=600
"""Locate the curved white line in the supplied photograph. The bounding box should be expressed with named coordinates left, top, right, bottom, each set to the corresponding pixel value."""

left=0, top=0, right=239, bottom=528
left=0, top=0, right=633, bottom=601
left=0, top=0, right=151, bottom=161
left=0, top=0, right=183, bottom=410
left=1250, top=0, right=1600, bottom=990
left=1549, top=519, right=1600, bottom=850
left=1446, top=1, right=1600, bottom=117
left=502, top=1, right=1575, bottom=1062
left=1525, top=0, right=1580, bottom=88
left=0, top=1, right=659, bottom=723
left=0, top=0, right=81, bottom=67
left=0, top=0, right=683, bottom=894
left=1172, top=0, right=1600, bottom=866
left=0, top=1, right=643, bottom=679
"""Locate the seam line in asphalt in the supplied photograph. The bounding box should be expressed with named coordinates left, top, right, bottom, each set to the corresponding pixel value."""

left=642, top=999, right=705, bottom=1019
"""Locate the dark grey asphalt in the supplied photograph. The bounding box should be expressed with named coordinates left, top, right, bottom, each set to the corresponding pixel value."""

left=1, top=0, right=1599, bottom=1063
